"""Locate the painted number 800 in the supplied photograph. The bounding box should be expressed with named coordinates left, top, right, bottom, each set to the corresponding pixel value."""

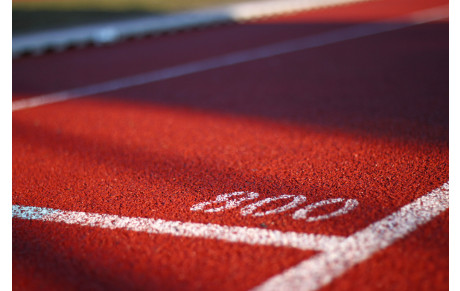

left=190, top=192, right=359, bottom=222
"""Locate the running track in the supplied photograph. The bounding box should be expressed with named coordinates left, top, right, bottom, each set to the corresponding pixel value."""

left=12, top=0, right=449, bottom=290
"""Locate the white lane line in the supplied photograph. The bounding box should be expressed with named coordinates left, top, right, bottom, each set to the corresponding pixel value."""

left=12, top=205, right=345, bottom=251
left=12, top=5, right=448, bottom=112
left=12, top=182, right=448, bottom=287
left=252, top=182, right=449, bottom=291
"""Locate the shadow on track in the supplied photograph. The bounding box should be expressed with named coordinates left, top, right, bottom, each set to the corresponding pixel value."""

left=12, top=21, right=449, bottom=146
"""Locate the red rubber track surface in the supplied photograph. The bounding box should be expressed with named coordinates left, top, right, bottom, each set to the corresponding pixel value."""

left=12, top=0, right=449, bottom=290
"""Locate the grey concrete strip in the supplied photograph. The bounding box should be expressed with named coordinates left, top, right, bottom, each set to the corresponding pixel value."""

left=12, top=0, right=370, bottom=58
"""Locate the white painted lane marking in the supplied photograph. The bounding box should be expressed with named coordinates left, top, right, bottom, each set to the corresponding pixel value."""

left=192, top=192, right=360, bottom=220
left=12, top=5, right=448, bottom=112
left=190, top=191, right=260, bottom=213
left=292, top=198, right=359, bottom=222
left=12, top=182, right=448, bottom=288
left=252, top=182, right=449, bottom=291
left=12, top=205, right=345, bottom=251
left=240, top=195, right=307, bottom=217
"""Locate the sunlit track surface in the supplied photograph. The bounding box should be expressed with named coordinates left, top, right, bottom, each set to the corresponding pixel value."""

left=12, top=0, right=448, bottom=290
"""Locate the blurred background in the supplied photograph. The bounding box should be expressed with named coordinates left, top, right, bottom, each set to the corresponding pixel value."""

left=12, top=0, right=256, bottom=35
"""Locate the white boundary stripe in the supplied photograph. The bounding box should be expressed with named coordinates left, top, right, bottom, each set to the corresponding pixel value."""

left=12, top=5, right=448, bottom=112
left=12, top=0, right=371, bottom=57
left=252, top=182, right=449, bottom=291
left=12, top=182, right=448, bottom=288
left=12, top=205, right=345, bottom=251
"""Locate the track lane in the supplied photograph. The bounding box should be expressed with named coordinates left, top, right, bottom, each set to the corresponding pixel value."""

left=321, top=210, right=449, bottom=291
left=13, top=218, right=318, bottom=291
left=12, top=0, right=449, bottom=289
